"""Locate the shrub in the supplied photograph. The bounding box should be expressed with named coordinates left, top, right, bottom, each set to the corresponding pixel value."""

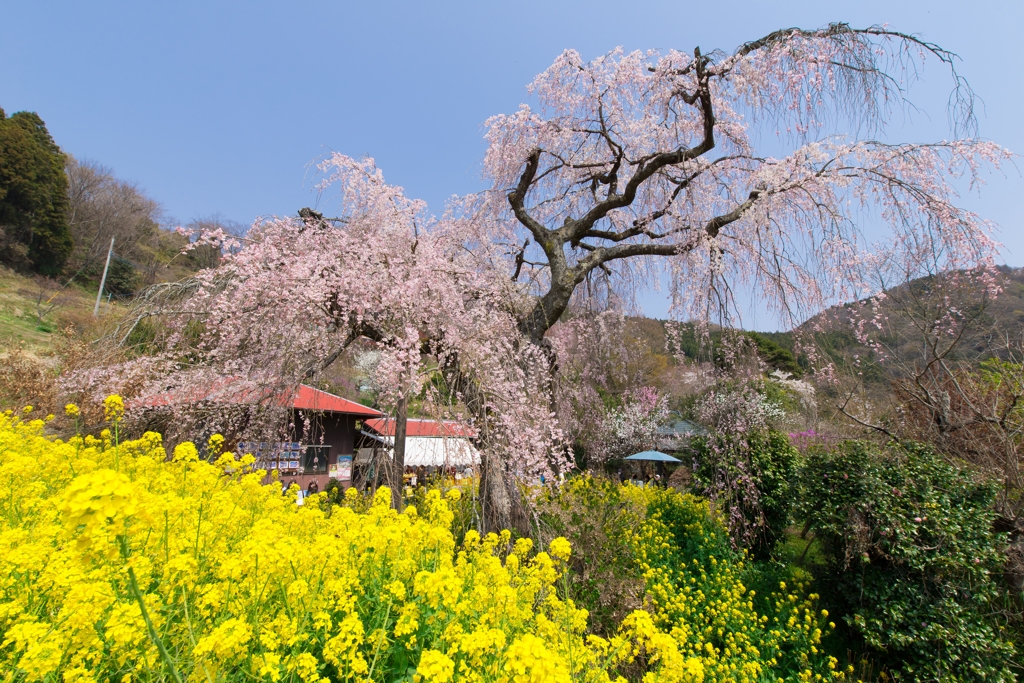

left=320, top=476, right=346, bottom=508
left=104, top=256, right=141, bottom=298
left=535, top=476, right=648, bottom=636
left=540, top=476, right=844, bottom=682
left=797, top=440, right=1017, bottom=682
left=689, top=430, right=796, bottom=559
left=0, top=407, right=705, bottom=683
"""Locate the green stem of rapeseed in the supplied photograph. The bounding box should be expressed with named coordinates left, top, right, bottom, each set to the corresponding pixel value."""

left=120, top=535, right=184, bottom=683
left=367, top=599, right=393, bottom=681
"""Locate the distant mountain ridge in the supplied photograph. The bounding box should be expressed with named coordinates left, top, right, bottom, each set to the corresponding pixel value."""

left=624, top=266, right=1024, bottom=383
left=789, top=266, right=1024, bottom=377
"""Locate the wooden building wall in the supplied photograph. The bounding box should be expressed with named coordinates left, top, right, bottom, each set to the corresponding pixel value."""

left=274, top=412, right=361, bottom=493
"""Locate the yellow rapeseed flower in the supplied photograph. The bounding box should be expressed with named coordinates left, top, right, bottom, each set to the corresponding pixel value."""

left=59, top=468, right=137, bottom=552
left=193, top=617, right=252, bottom=662
left=172, top=441, right=199, bottom=462
left=103, top=394, right=124, bottom=422
left=548, top=537, right=572, bottom=562
left=0, top=417, right=838, bottom=683
left=415, top=649, right=455, bottom=682
left=207, top=433, right=225, bottom=455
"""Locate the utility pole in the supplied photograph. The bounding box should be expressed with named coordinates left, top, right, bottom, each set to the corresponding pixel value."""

left=93, top=236, right=115, bottom=317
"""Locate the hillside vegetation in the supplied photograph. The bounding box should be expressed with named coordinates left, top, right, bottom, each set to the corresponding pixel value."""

left=619, top=266, right=1024, bottom=387
left=0, top=268, right=119, bottom=352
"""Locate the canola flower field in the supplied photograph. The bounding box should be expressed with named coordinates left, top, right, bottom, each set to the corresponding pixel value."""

left=0, top=402, right=842, bottom=683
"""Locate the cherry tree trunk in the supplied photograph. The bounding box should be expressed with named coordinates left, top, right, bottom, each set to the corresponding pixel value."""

left=439, top=358, right=530, bottom=535
left=475, top=420, right=533, bottom=536
left=478, top=448, right=514, bottom=533
left=390, top=395, right=407, bottom=511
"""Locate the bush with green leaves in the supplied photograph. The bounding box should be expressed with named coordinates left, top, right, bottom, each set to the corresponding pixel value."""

left=104, top=255, right=141, bottom=297
left=797, top=440, right=1016, bottom=682
left=689, top=430, right=796, bottom=559
left=534, top=475, right=648, bottom=636
left=536, top=476, right=844, bottom=682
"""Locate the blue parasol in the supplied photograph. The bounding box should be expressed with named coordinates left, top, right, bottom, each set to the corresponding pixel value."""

left=624, top=450, right=681, bottom=463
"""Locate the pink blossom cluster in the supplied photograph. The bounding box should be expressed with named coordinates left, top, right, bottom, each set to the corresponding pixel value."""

left=77, top=156, right=572, bottom=477
left=476, top=31, right=1008, bottom=330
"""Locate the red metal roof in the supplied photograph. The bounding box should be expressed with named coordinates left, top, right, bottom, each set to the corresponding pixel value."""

left=290, top=385, right=382, bottom=417
left=136, top=379, right=381, bottom=417
left=363, top=417, right=475, bottom=438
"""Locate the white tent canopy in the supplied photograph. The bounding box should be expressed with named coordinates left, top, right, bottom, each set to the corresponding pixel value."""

left=361, top=432, right=480, bottom=467
left=403, top=437, right=479, bottom=467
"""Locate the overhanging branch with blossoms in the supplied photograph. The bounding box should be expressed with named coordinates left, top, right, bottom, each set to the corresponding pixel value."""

left=486, top=24, right=1003, bottom=344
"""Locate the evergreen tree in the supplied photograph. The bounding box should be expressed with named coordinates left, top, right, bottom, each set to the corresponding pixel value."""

left=0, top=107, right=72, bottom=274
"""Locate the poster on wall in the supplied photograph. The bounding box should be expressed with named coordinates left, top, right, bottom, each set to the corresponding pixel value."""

left=336, top=456, right=352, bottom=482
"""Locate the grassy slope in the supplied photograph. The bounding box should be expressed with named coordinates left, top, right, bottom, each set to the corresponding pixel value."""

left=0, top=268, right=122, bottom=357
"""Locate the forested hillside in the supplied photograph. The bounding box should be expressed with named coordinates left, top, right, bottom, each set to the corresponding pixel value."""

left=623, top=266, right=1024, bottom=386
left=0, top=104, right=243, bottom=304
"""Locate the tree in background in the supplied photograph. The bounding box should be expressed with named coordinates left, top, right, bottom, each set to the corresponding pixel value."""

left=0, top=107, right=72, bottom=274
left=599, top=387, right=669, bottom=459
left=67, top=159, right=246, bottom=291
left=549, top=311, right=671, bottom=466
left=178, top=214, right=248, bottom=271
left=89, top=24, right=1010, bottom=533
left=65, top=158, right=159, bottom=268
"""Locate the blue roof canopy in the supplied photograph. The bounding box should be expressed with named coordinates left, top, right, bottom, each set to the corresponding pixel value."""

left=656, top=418, right=708, bottom=437
left=624, top=450, right=682, bottom=463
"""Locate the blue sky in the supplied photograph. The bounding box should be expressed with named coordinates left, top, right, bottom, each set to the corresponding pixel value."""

left=2, top=0, right=1021, bottom=324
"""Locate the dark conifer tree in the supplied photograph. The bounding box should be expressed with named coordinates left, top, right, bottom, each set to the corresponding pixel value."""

left=0, top=107, right=72, bottom=274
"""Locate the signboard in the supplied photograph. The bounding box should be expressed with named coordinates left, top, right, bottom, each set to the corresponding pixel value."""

left=336, top=455, right=352, bottom=482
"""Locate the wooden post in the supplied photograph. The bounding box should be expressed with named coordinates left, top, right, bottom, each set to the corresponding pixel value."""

left=93, top=236, right=115, bottom=317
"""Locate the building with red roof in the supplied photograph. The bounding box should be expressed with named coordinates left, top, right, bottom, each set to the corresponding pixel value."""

left=290, top=385, right=382, bottom=417
left=239, top=385, right=381, bottom=491
left=139, top=380, right=381, bottom=491
left=362, top=417, right=475, bottom=438
left=359, top=417, right=479, bottom=471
